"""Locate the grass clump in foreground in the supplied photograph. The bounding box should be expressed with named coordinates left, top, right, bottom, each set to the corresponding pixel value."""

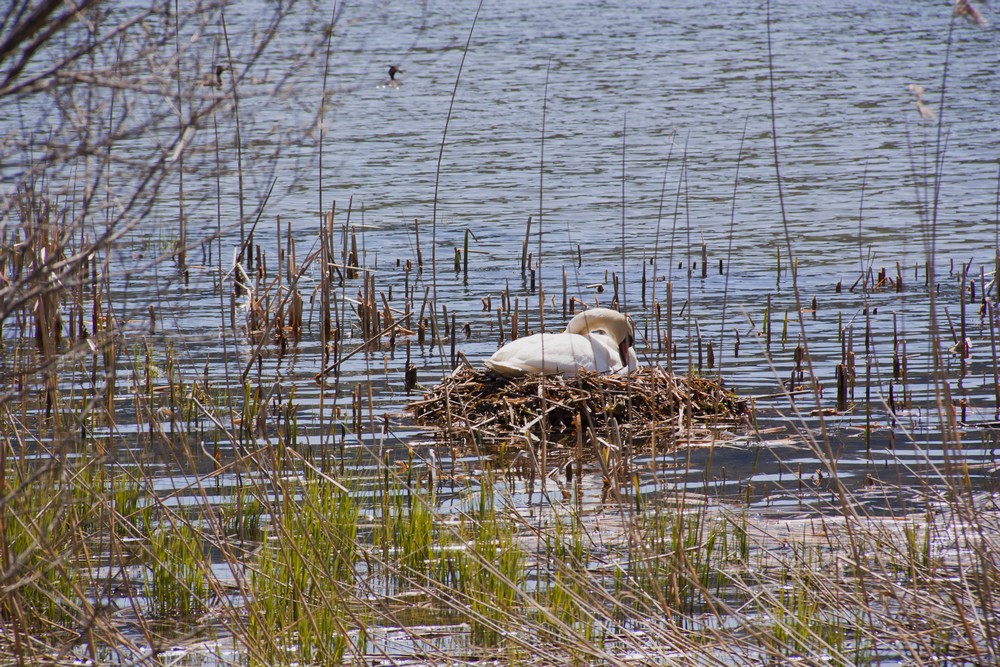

left=0, top=464, right=84, bottom=634
left=147, top=522, right=210, bottom=619
left=434, top=474, right=526, bottom=647
left=246, top=476, right=357, bottom=665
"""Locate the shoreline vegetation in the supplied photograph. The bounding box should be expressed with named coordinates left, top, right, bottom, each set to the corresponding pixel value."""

left=1, top=1, right=998, bottom=665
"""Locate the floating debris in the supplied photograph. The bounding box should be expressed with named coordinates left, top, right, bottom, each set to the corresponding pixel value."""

left=407, top=366, right=750, bottom=449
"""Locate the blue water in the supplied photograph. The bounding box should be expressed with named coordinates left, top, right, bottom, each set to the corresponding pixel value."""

left=3, top=0, right=1000, bottom=509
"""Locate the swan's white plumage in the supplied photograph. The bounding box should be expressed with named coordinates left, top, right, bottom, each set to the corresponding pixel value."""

left=484, top=308, right=637, bottom=378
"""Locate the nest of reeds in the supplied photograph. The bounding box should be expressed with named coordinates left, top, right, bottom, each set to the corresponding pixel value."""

left=407, top=366, right=750, bottom=449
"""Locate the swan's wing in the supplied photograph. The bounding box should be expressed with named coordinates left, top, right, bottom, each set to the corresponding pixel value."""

left=483, top=358, right=537, bottom=377
left=484, top=333, right=599, bottom=377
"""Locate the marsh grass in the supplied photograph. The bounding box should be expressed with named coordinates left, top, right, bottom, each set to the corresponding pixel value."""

left=219, top=486, right=265, bottom=542
left=447, top=474, right=525, bottom=647
left=245, top=477, right=356, bottom=665
left=147, top=523, right=209, bottom=618
left=1, top=379, right=997, bottom=665
left=0, top=466, right=82, bottom=632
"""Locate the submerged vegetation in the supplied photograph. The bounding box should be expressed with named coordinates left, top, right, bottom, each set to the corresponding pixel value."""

left=1, top=0, right=999, bottom=665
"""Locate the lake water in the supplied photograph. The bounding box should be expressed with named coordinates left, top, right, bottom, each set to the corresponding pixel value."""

left=6, top=0, right=1000, bottom=515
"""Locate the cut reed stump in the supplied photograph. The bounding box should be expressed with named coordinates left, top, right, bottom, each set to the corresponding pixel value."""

left=407, top=366, right=750, bottom=449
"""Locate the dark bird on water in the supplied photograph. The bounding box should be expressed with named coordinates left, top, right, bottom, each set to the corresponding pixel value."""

left=383, top=65, right=402, bottom=88
left=200, top=65, right=229, bottom=88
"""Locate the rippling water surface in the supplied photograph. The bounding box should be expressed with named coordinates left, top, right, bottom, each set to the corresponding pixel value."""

left=7, top=0, right=1000, bottom=530
left=224, top=0, right=998, bottom=508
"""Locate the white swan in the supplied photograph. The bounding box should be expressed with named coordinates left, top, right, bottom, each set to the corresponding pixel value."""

left=484, top=308, right=638, bottom=378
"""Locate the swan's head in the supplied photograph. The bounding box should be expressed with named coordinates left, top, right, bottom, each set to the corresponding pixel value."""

left=565, top=308, right=635, bottom=366
left=388, top=65, right=402, bottom=80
